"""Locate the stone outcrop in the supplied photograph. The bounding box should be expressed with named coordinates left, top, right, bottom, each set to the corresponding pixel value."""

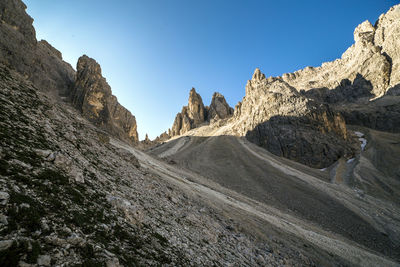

left=71, top=56, right=138, bottom=144
left=0, top=0, right=139, bottom=146
left=170, top=88, right=233, bottom=136
left=207, top=92, right=233, bottom=121
left=277, top=6, right=400, bottom=103
left=374, top=5, right=400, bottom=89
left=232, top=69, right=353, bottom=168
left=171, top=88, right=207, bottom=136
left=0, top=0, right=75, bottom=96
left=227, top=6, right=400, bottom=167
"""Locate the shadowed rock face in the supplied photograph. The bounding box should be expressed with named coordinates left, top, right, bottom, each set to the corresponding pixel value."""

left=233, top=69, right=353, bottom=168
left=72, top=56, right=138, bottom=144
left=0, top=0, right=139, bottom=146
left=0, top=0, right=75, bottom=96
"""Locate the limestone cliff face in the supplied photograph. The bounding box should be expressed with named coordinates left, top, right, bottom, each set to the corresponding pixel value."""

left=228, top=6, right=400, bottom=167
left=0, top=0, right=75, bottom=96
left=72, top=56, right=138, bottom=144
left=374, top=5, right=400, bottom=89
left=171, top=88, right=207, bottom=136
left=187, top=88, right=206, bottom=127
left=0, top=0, right=140, bottom=146
left=170, top=88, right=234, bottom=136
left=279, top=6, right=400, bottom=100
left=232, top=69, right=352, bottom=168
left=207, top=92, right=233, bottom=121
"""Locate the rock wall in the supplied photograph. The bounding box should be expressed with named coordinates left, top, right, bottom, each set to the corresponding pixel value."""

left=233, top=69, right=353, bottom=168
left=170, top=88, right=234, bottom=137
left=0, top=0, right=140, bottom=146
left=0, top=0, right=75, bottom=96
left=171, top=88, right=207, bottom=136
left=71, top=56, right=138, bottom=144
left=279, top=5, right=400, bottom=100
left=207, top=92, right=233, bottom=121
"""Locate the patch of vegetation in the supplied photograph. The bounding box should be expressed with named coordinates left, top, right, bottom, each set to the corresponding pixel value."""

left=7, top=192, right=43, bottom=233
left=26, top=241, right=41, bottom=264
left=0, top=240, right=41, bottom=266
left=0, top=241, right=22, bottom=266
left=37, top=169, right=69, bottom=185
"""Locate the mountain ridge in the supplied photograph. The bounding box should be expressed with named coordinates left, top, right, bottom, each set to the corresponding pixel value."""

left=1, top=1, right=400, bottom=266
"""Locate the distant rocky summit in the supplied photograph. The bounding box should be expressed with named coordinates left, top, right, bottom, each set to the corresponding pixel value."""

left=160, top=5, right=400, bottom=168
left=170, top=88, right=233, bottom=137
left=207, top=92, right=234, bottom=121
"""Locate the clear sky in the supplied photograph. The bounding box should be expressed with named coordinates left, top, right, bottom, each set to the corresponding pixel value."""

left=24, top=0, right=397, bottom=140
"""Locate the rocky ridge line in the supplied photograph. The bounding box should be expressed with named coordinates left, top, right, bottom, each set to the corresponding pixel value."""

left=170, top=88, right=233, bottom=137
left=0, top=0, right=139, bottom=145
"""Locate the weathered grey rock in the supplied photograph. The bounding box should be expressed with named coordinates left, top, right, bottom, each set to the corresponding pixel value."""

left=0, top=191, right=10, bottom=205
left=0, top=0, right=75, bottom=96
left=106, top=258, right=121, bottom=267
left=187, top=88, right=206, bottom=126
left=71, top=55, right=139, bottom=144
left=0, top=214, right=8, bottom=225
left=207, top=92, right=233, bottom=120
left=374, top=5, right=400, bottom=89
left=170, top=88, right=234, bottom=137
left=170, top=88, right=207, bottom=136
left=233, top=69, right=353, bottom=168
left=280, top=13, right=395, bottom=100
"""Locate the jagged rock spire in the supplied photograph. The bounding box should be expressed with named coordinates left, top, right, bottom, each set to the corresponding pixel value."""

left=252, top=68, right=266, bottom=81
left=207, top=92, right=233, bottom=120
left=72, top=55, right=139, bottom=144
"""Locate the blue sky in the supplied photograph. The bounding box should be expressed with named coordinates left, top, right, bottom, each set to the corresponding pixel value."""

left=24, top=0, right=397, bottom=140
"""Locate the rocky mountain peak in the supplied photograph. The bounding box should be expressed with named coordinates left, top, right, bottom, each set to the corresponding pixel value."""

left=76, top=55, right=103, bottom=78
left=208, top=92, right=233, bottom=120
left=0, top=0, right=36, bottom=44
left=169, top=88, right=235, bottom=137
left=354, top=20, right=375, bottom=44
left=187, top=87, right=206, bottom=126
left=71, top=55, right=138, bottom=144
left=252, top=68, right=265, bottom=81
left=0, top=0, right=75, bottom=95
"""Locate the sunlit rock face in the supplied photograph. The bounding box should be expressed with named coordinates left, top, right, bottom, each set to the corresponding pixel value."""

left=278, top=6, right=400, bottom=100
left=207, top=92, right=233, bottom=121
left=170, top=88, right=234, bottom=137
left=72, top=55, right=138, bottom=144
left=170, top=88, right=207, bottom=136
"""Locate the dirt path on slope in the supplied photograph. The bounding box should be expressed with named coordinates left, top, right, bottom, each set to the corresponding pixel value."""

left=111, top=138, right=399, bottom=267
